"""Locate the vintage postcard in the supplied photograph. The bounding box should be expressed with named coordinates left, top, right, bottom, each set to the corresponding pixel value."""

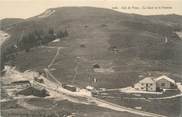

left=0, top=0, right=182, bottom=117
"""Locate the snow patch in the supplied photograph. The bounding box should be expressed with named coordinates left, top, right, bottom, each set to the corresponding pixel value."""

left=38, top=9, right=55, bottom=18
left=52, top=38, right=60, bottom=43
left=94, top=68, right=114, bottom=73
left=176, top=31, right=182, bottom=40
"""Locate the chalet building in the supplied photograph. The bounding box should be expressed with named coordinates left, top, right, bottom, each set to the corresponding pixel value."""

left=134, top=75, right=176, bottom=92
left=154, top=75, right=176, bottom=90
left=134, top=77, right=156, bottom=92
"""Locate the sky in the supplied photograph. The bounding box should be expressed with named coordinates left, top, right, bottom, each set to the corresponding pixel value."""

left=0, top=0, right=182, bottom=19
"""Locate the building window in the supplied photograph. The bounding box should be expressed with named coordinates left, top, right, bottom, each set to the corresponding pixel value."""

left=170, top=83, right=174, bottom=87
left=150, top=83, right=153, bottom=86
left=161, top=83, right=165, bottom=87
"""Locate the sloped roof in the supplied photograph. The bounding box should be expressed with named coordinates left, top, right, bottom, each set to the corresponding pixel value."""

left=154, top=75, right=175, bottom=84
left=139, top=77, right=155, bottom=83
left=11, top=80, right=30, bottom=84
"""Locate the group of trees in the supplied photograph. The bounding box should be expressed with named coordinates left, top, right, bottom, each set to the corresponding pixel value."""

left=18, top=28, right=68, bottom=52
left=1, top=28, right=68, bottom=70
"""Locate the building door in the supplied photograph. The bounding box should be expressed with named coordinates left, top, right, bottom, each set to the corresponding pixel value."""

left=146, top=84, right=149, bottom=91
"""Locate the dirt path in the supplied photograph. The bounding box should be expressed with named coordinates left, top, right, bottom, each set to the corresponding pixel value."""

left=124, top=93, right=182, bottom=100
left=48, top=47, right=62, bottom=68
left=150, top=94, right=182, bottom=100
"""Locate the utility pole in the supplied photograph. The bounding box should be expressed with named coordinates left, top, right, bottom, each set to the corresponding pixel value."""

left=71, top=57, right=80, bottom=84
left=88, top=65, right=95, bottom=86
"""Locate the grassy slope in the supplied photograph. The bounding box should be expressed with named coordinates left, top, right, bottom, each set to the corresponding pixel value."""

left=97, top=90, right=181, bottom=117
left=9, top=7, right=182, bottom=88
left=1, top=99, right=143, bottom=117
